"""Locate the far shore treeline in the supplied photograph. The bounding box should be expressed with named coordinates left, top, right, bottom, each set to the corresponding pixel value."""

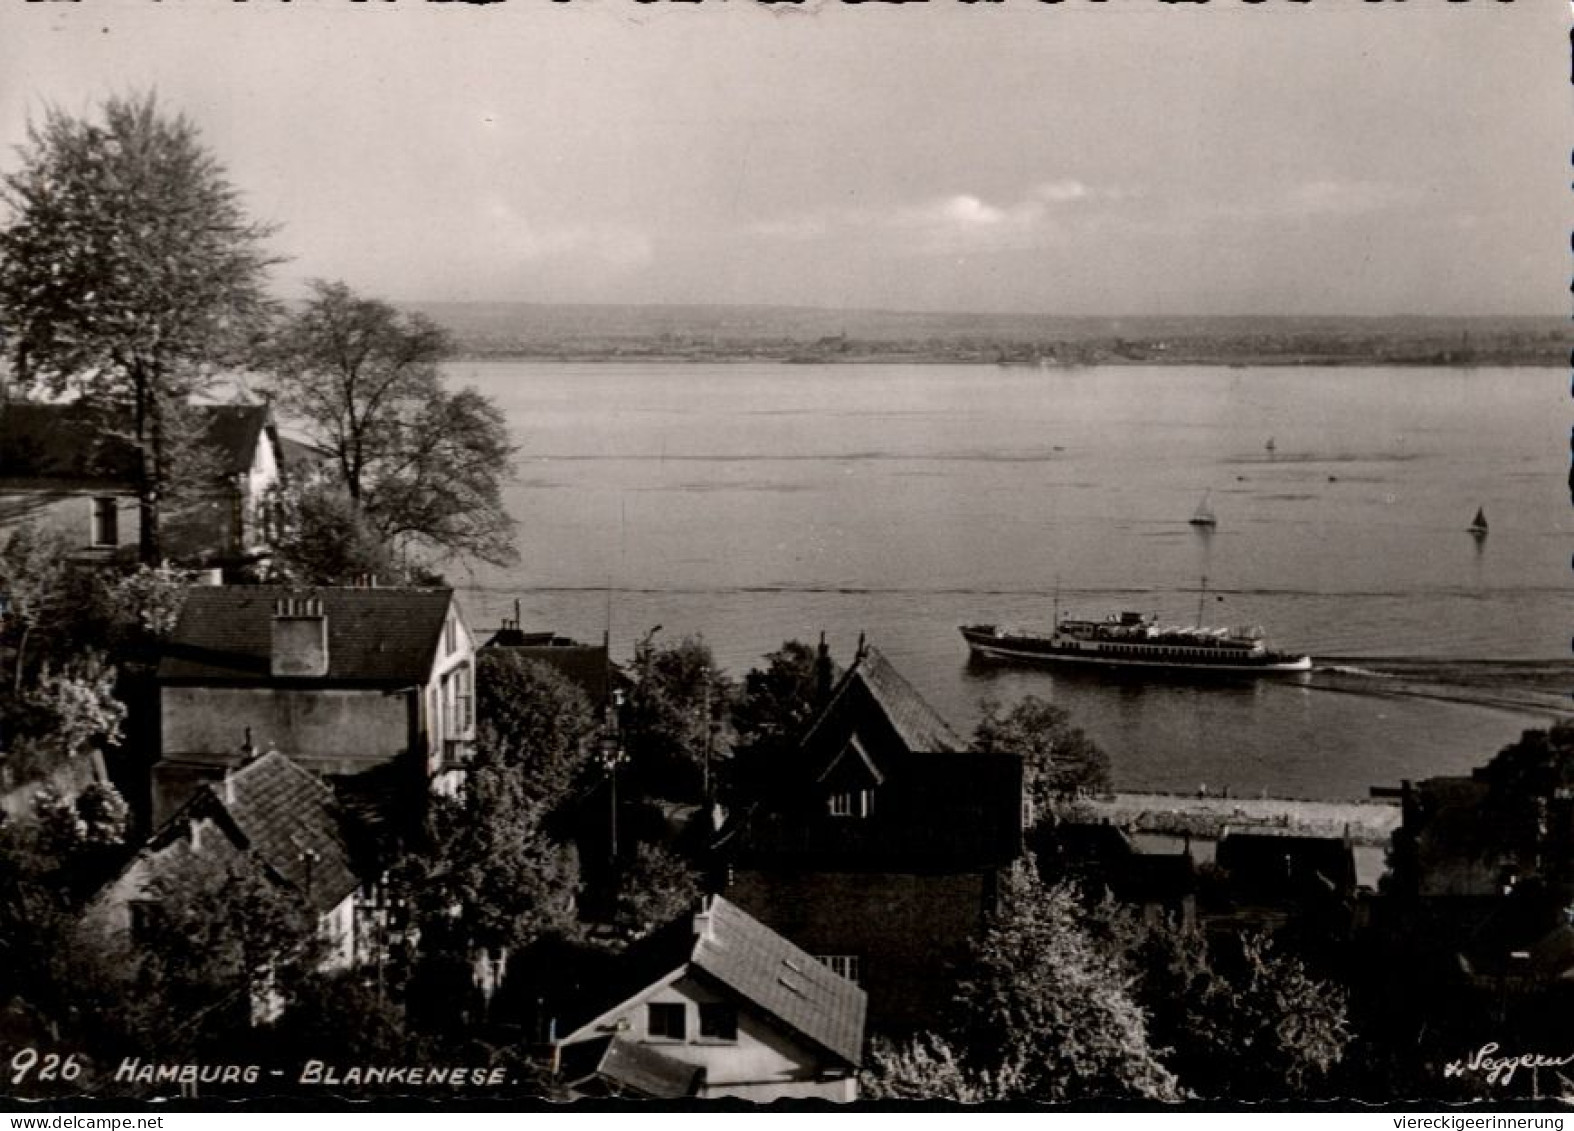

left=412, top=302, right=1566, bottom=368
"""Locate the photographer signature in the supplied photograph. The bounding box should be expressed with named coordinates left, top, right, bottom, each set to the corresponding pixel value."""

left=1443, top=1043, right=1574, bottom=1088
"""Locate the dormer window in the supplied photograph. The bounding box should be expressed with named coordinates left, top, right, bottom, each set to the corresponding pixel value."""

left=698, top=1003, right=737, bottom=1042
left=647, top=1002, right=686, bottom=1041
left=828, top=789, right=874, bottom=818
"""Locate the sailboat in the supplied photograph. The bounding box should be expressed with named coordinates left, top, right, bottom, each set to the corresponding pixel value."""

left=1468, top=507, right=1488, bottom=537
left=1189, top=490, right=1218, bottom=528
left=1265, top=436, right=1276, bottom=454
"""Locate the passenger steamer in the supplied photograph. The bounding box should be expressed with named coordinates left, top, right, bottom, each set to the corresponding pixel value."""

left=960, top=600, right=1312, bottom=675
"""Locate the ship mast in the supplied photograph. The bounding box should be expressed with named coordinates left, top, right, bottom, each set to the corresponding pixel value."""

left=1196, top=575, right=1207, bottom=628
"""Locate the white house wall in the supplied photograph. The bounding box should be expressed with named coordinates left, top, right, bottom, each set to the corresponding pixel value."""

left=160, top=686, right=411, bottom=769
left=0, top=490, right=138, bottom=559
left=561, top=971, right=855, bottom=1102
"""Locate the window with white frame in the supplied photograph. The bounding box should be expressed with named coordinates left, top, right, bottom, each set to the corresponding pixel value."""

left=647, top=1002, right=686, bottom=1040
left=818, top=955, right=862, bottom=985
left=827, top=788, right=875, bottom=818
left=456, top=664, right=473, bottom=732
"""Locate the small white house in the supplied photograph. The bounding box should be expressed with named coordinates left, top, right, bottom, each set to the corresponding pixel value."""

left=553, top=895, right=866, bottom=1102
left=86, top=751, right=374, bottom=1024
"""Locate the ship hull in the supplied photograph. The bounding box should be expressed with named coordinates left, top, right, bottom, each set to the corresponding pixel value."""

left=959, top=625, right=1313, bottom=674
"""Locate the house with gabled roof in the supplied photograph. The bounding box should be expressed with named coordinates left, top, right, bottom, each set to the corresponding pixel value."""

left=153, top=585, right=476, bottom=823
left=0, top=401, right=291, bottom=570
left=87, top=750, right=379, bottom=1020
left=479, top=616, right=622, bottom=712
left=720, top=642, right=1024, bottom=1035
left=551, top=895, right=866, bottom=1101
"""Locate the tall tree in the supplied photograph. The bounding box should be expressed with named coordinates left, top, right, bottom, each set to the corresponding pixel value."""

left=476, top=651, right=597, bottom=816
left=0, top=523, right=78, bottom=691
left=265, top=480, right=406, bottom=587
left=263, top=281, right=517, bottom=569
left=0, top=94, right=277, bottom=564
left=970, top=695, right=1112, bottom=815
left=400, top=738, right=581, bottom=960
left=625, top=633, right=733, bottom=804
left=949, top=865, right=1181, bottom=1103
left=1085, top=900, right=1353, bottom=1100
left=730, top=638, right=826, bottom=797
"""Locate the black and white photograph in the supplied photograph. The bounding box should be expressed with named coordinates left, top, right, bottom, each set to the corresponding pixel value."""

left=0, top=0, right=1567, bottom=1112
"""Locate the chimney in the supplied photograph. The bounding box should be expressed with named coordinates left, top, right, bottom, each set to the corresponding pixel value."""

left=814, top=631, right=833, bottom=706
left=271, top=596, right=328, bottom=678
left=693, top=895, right=716, bottom=942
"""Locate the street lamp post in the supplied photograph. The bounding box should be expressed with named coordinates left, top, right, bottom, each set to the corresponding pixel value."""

left=602, top=688, right=627, bottom=863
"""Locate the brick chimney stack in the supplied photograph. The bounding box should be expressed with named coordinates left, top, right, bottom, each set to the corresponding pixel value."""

left=271, top=596, right=328, bottom=678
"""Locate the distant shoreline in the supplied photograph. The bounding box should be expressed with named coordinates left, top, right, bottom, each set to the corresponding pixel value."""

left=453, top=350, right=1561, bottom=368
left=415, top=302, right=1566, bottom=370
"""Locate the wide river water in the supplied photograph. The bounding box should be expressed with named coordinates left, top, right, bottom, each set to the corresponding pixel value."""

left=447, top=361, right=1572, bottom=800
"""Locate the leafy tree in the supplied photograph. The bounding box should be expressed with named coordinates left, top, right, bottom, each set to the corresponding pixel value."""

left=970, top=695, right=1112, bottom=815
left=96, top=564, right=194, bottom=652
left=114, top=860, right=326, bottom=1058
left=861, top=1032, right=1023, bottom=1102
left=730, top=638, right=826, bottom=796
left=0, top=93, right=277, bottom=564
left=0, top=821, right=88, bottom=1031
left=1085, top=901, right=1352, bottom=1101
left=263, top=280, right=517, bottom=569
left=609, top=841, right=702, bottom=942
left=625, top=633, right=733, bottom=804
left=476, top=651, right=598, bottom=816
left=1221, top=934, right=1351, bottom=1098
left=9, top=652, right=127, bottom=773
left=0, top=523, right=77, bottom=691
left=271, top=969, right=436, bottom=1083
left=950, top=865, right=1180, bottom=1103
left=264, top=480, right=404, bottom=587
left=405, top=740, right=581, bottom=958
left=31, top=781, right=131, bottom=900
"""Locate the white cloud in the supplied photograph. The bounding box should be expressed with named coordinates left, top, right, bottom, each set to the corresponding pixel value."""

left=480, top=196, right=653, bottom=270
left=745, top=177, right=1107, bottom=255
left=1033, top=179, right=1090, bottom=204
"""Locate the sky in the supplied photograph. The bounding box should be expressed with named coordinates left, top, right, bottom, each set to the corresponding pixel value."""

left=0, top=0, right=1565, bottom=318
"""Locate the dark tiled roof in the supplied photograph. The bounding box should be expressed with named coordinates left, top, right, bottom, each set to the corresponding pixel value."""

left=0, top=402, right=273, bottom=484
left=559, top=1036, right=704, bottom=1099
left=797, top=645, right=962, bottom=775
left=1217, top=832, right=1356, bottom=896
left=690, top=895, right=866, bottom=1068
left=275, top=433, right=333, bottom=477
left=158, top=586, right=456, bottom=685
left=0, top=402, right=138, bottom=483
left=217, top=751, right=361, bottom=911
left=484, top=641, right=612, bottom=707
left=724, top=643, right=1021, bottom=871
left=131, top=751, right=361, bottom=914
left=196, top=405, right=270, bottom=477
